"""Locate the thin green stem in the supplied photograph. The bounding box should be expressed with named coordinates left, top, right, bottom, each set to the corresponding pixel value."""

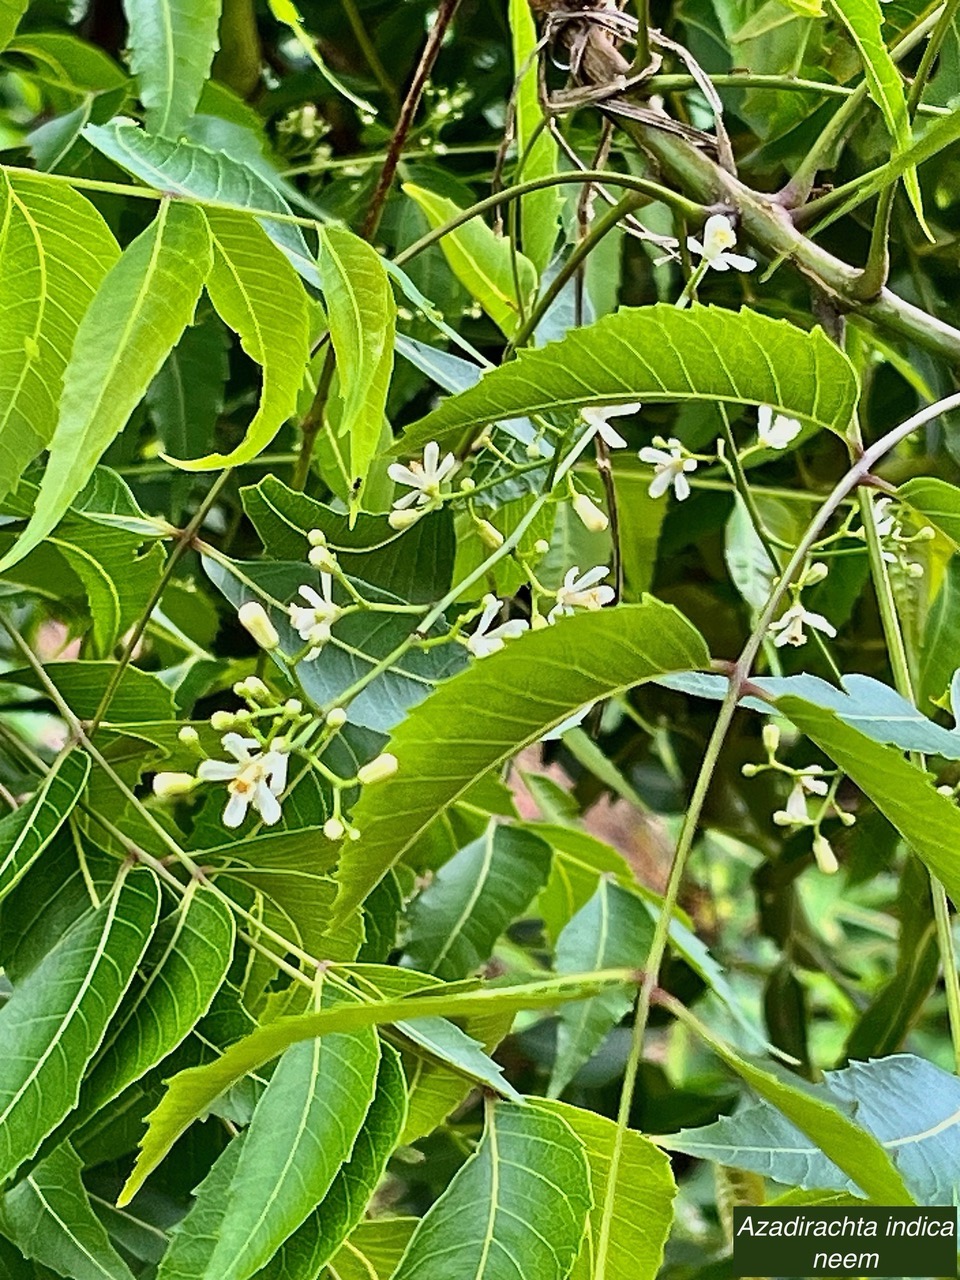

left=340, top=0, right=399, bottom=114
left=645, top=71, right=949, bottom=113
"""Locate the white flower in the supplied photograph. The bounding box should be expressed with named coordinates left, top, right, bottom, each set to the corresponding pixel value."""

left=466, top=595, right=529, bottom=658
left=638, top=438, right=698, bottom=501
left=572, top=491, right=609, bottom=533
left=549, top=566, right=615, bottom=622
left=757, top=405, right=802, bottom=449
left=238, top=601, right=279, bottom=650
left=197, top=733, right=289, bottom=828
left=387, top=440, right=458, bottom=511
left=768, top=602, right=837, bottom=648
left=289, top=575, right=341, bottom=660
left=782, top=768, right=829, bottom=824
left=581, top=402, right=641, bottom=449
left=687, top=214, right=756, bottom=273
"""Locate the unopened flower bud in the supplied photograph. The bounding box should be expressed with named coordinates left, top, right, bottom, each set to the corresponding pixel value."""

left=177, top=726, right=200, bottom=747
left=323, top=817, right=345, bottom=841
left=526, top=440, right=543, bottom=459
left=837, top=809, right=856, bottom=826
left=238, top=601, right=279, bottom=651
left=152, top=771, right=197, bottom=800
left=762, top=723, right=781, bottom=754
left=907, top=561, right=924, bottom=578
left=236, top=676, right=270, bottom=702
left=210, top=710, right=236, bottom=732
left=772, top=809, right=793, bottom=827
left=388, top=508, right=423, bottom=531
left=531, top=613, right=549, bottom=630
left=326, top=707, right=347, bottom=730
left=937, top=784, right=954, bottom=798
left=348, top=825, right=361, bottom=841
left=805, top=562, right=829, bottom=585
left=534, top=539, right=550, bottom=555
left=572, top=491, right=609, bottom=533
left=459, top=477, right=476, bottom=492
left=477, top=519, right=504, bottom=549
left=308, top=544, right=338, bottom=573
left=284, top=699, right=302, bottom=716
left=812, top=833, right=838, bottom=874
left=357, top=752, right=399, bottom=785
left=307, top=528, right=327, bottom=547
left=741, top=762, right=760, bottom=777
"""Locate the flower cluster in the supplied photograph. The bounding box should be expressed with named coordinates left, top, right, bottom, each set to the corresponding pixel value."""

left=856, top=496, right=934, bottom=580
left=767, top=561, right=836, bottom=650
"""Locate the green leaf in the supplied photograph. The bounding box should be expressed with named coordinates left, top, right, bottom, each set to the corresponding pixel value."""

left=83, top=121, right=321, bottom=288
left=1, top=660, right=176, bottom=723
left=155, top=1132, right=243, bottom=1280
left=508, top=0, right=561, bottom=275
left=0, top=172, right=119, bottom=503
left=392, top=1099, right=591, bottom=1280
left=899, top=475, right=960, bottom=547
left=830, top=0, right=926, bottom=229
left=918, top=556, right=960, bottom=709
left=538, top=1101, right=676, bottom=1280
left=0, top=866, right=160, bottom=1184
left=778, top=694, right=960, bottom=902
left=397, top=304, right=859, bottom=455
left=120, top=970, right=637, bottom=1203
left=318, top=226, right=396, bottom=503
left=146, top=310, right=229, bottom=467
left=402, top=183, right=537, bottom=338
left=0, top=201, right=212, bottom=573
left=334, top=600, right=709, bottom=920
left=170, top=207, right=310, bottom=470
left=320, top=1219, right=417, bottom=1280
left=660, top=1054, right=958, bottom=1203
left=0, top=1142, right=136, bottom=1280
left=402, top=821, right=551, bottom=980
left=123, top=0, right=222, bottom=138
left=550, top=880, right=653, bottom=1097
left=0, top=0, right=26, bottom=50
left=0, top=751, right=90, bottom=905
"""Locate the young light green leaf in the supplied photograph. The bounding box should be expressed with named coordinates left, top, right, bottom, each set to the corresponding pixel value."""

left=538, top=1100, right=676, bottom=1280
left=550, top=880, right=654, bottom=1097
left=402, top=821, right=551, bottom=980
left=334, top=600, right=709, bottom=921
left=396, top=304, right=859, bottom=455
left=403, top=183, right=537, bottom=338
left=0, top=200, right=212, bottom=573
left=830, top=0, right=926, bottom=229
left=899, top=475, right=960, bottom=547
left=83, top=121, right=321, bottom=287
left=0, top=866, right=160, bottom=1184
left=0, top=750, right=90, bottom=904
left=318, top=225, right=396, bottom=502
left=0, top=1141, right=136, bottom=1280
left=319, top=1218, right=417, bottom=1280
left=0, top=0, right=27, bottom=50
left=120, top=970, right=637, bottom=1203
left=0, top=172, right=119, bottom=503
left=392, top=1099, right=591, bottom=1280
left=508, top=0, right=561, bottom=274
left=660, top=1054, right=958, bottom=1204
left=123, top=0, right=222, bottom=138
left=170, top=207, right=310, bottom=470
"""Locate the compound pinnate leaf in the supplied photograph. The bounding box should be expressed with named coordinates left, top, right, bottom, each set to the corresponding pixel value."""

left=392, top=1098, right=591, bottom=1280
left=0, top=750, right=90, bottom=905
left=0, top=200, right=212, bottom=573
left=396, top=304, right=859, bottom=454
left=0, top=866, right=160, bottom=1184
left=123, top=0, right=222, bottom=139
left=333, top=600, right=709, bottom=921
left=0, top=172, right=119, bottom=504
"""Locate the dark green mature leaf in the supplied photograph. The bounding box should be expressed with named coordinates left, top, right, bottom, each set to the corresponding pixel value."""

left=0, top=751, right=90, bottom=904
left=146, top=311, right=229, bottom=467
left=0, top=173, right=119, bottom=503
left=334, top=600, right=709, bottom=921
left=402, top=822, right=551, bottom=980
left=0, top=200, right=211, bottom=572
left=172, top=207, right=310, bottom=470
left=539, top=1101, right=676, bottom=1280
left=661, top=1054, right=959, bottom=1203
left=918, top=557, right=960, bottom=709
left=319, top=226, right=396, bottom=503
left=778, top=695, right=960, bottom=901
left=550, top=880, right=653, bottom=1097
left=397, top=304, right=859, bottom=453
left=121, top=970, right=637, bottom=1202
left=0, top=866, right=160, bottom=1184
left=0, top=1142, right=135, bottom=1280
left=1, top=661, right=175, bottom=722
left=392, top=1099, right=591, bottom=1280
left=123, top=0, right=221, bottom=138
left=155, top=1133, right=243, bottom=1280
left=83, top=122, right=321, bottom=288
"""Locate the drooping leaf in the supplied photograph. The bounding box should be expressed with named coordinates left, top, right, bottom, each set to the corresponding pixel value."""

left=538, top=1100, right=677, bottom=1280
left=0, top=200, right=212, bottom=572
left=0, top=750, right=90, bottom=905
left=83, top=121, right=321, bottom=288
left=396, top=304, right=859, bottom=454
left=661, top=1054, right=959, bottom=1204
left=123, top=0, right=222, bottom=138
left=402, top=821, right=551, bottom=980
left=508, top=0, right=561, bottom=274
left=0, top=172, right=119, bottom=503
left=403, top=183, right=538, bottom=338
left=0, top=866, right=160, bottom=1184
left=391, top=1099, right=591, bottom=1280
left=318, top=225, right=396, bottom=503
left=0, top=1141, right=136, bottom=1280
left=334, top=600, right=709, bottom=921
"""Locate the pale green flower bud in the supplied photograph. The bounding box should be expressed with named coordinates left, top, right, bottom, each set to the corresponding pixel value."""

left=357, top=752, right=399, bottom=785
left=323, top=817, right=345, bottom=841
left=477, top=519, right=504, bottom=549
left=534, top=539, right=550, bottom=555
left=326, top=707, right=347, bottom=730
left=308, top=544, right=338, bottom=573
left=572, top=491, right=609, bottom=534
left=812, top=833, right=838, bottom=874
left=388, top=508, right=423, bottom=531
left=210, top=710, right=236, bottom=732
left=307, top=528, right=327, bottom=547
left=177, top=726, right=200, bottom=747
left=762, top=723, right=781, bottom=754
left=238, top=601, right=279, bottom=650
left=804, top=561, right=829, bottom=585
left=152, top=772, right=197, bottom=800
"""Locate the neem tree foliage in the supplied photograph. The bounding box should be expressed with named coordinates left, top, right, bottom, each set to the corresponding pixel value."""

left=0, top=0, right=959, bottom=1274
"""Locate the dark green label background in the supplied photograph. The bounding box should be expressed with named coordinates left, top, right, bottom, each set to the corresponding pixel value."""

left=732, top=1207, right=958, bottom=1277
